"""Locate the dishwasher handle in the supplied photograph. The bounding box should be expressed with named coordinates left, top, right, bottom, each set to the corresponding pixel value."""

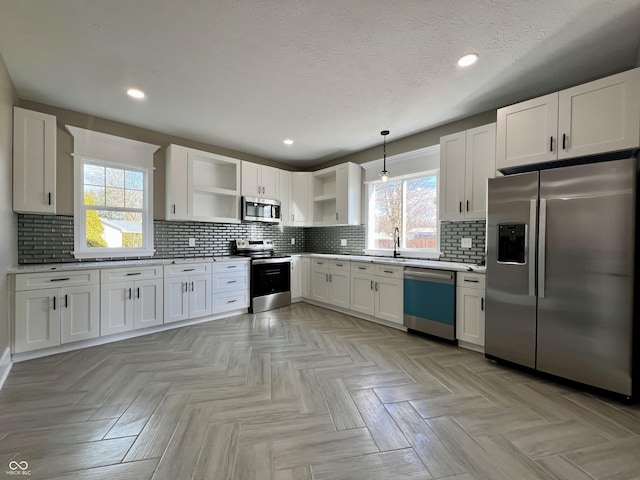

left=404, top=268, right=454, bottom=284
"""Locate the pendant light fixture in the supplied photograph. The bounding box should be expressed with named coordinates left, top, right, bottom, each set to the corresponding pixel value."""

left=379, top=130, right=390, bottom=182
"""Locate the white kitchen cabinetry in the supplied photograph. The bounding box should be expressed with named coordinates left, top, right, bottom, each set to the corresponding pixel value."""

left=290, top=256, right=302, bottom=300
left=100, top=266, right=164, bottom=336
left=13, top=107, right=57, bottom=214
left=310, top=259, right=350, bottom=307
left=242, top=161, right=279, bottom=199
left=291, top=172, right=313, bottom=226
left=440, top=123, right=496, bottom=221
left=166, top=144, right=241, bottom=223
left=212, top=260, right=249, bottom=314
left=301, top=257, right=311, bottom=298
left=312, top=163, right=362, bottom=225
left=164, top=263, right=212, bottom=323
left=279, top=170, right=292, bottom=226
left=14, top=270, right=100, bottom=353
left=496, top=67, right=640, bottom=171
left=350, top=262, right=403, bottom=324
left=456, top=272, right=485, bottom=351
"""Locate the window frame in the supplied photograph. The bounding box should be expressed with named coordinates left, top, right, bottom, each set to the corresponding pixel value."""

left=73, top=156, right=154, bottom=259
left=364, top=169, right=440, bottom=259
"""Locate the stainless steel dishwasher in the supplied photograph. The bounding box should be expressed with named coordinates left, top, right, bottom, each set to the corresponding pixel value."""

left=403, top=267, right=456, bottom=341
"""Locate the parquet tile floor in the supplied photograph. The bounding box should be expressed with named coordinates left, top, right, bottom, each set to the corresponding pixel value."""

left=1, top=303, right=639, bottom=479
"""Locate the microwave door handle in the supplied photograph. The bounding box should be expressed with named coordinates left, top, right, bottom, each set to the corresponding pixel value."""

left=529, top=199, right=537, bottom=297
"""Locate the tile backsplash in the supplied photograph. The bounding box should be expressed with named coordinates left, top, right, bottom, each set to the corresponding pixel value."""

left=17, top=215, right=486, bottom=265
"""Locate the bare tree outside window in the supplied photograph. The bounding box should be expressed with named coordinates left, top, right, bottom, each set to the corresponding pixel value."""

left=369, top=173, right=438, bottom=251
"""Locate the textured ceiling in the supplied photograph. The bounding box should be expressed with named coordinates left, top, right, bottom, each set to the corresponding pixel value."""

left=0, top=0, right=639, bottom=167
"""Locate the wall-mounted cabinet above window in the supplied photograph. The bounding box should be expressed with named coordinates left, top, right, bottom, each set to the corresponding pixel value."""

left=13, top=107, right=57, bottom=214
left=166, top=144, right=241, bottom=223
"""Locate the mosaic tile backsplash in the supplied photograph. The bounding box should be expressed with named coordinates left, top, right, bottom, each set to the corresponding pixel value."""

left=17, top=215, right=486, bottom=264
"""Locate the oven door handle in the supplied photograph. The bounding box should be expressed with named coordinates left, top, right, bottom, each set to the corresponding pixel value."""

left=251, top=257, right=292, bottom=265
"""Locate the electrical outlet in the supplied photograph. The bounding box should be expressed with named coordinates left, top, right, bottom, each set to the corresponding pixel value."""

left=290, top=238, right=296, bottom=245
left=341, top=239, right=347, bottom=246
left=188, top=238, right=196, bottom=247
left=461, top=237, right=472, bottom=249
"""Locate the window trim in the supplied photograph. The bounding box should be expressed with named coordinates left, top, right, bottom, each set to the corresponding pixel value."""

left=364, top=169, right=440, bottom=259
left=73, top=157, right=155, bottom=259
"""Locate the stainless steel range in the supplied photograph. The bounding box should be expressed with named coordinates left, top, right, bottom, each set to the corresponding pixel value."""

left=234, top=239, right=291, bottom=313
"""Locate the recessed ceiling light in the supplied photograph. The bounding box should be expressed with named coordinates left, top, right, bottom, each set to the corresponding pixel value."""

left=283, top=139, right=294, bottom=145
left=127, top=88, right=145, bottom=99
left=457, top=53, right=479, bottom=67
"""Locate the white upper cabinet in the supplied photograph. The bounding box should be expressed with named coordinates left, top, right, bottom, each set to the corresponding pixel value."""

left=440, top=123, right=496, bottom=221
left=291, top=172, right=313, bottom=226
left=241, top=161, right=279, bottom=199
left=312, top=162, right=362, bottom=226
left=497, top=67, right=640, bottom=171
left=166, top=144, right=241, bottom=223
left=279, top=169, right=292, bottom=226
left=13, top=107, right=57, bottom=214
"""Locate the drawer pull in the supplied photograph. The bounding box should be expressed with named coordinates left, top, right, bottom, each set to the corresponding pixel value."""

left=126, top=272, right=142, bottom=276
left=383, top=270, right=394, bottom=274
left=464, top=279, right=479, bottom=283
left=227, top=280, right=237, bottom=284
left=50, top=277, right=70, bottom=282
left=226, top=265, right=237, bottom=268
left=227, top=299, right=237, bottom=304
left=183, top=268, right=195, bottom=272
left=336, top=263, right=343, bottom=267
left=357, top=266, right=366, bottom=270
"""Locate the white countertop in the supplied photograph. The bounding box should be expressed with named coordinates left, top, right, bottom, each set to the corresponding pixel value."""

left=9, top=253, right=484, bottom=274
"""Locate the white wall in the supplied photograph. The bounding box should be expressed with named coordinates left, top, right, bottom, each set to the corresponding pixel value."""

left=0, top=54, right=17, bottom=358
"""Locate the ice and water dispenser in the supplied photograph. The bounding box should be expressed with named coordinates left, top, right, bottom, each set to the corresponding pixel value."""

left=497, top=224, right=526, bottom=264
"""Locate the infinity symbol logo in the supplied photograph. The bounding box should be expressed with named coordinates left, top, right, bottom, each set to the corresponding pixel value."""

left=8, top=460, right=29, bottom=470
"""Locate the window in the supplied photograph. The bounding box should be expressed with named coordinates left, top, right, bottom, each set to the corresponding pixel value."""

left=74, top=158, right=154, bottom=258
left=367, top=170, right=439, bottom=256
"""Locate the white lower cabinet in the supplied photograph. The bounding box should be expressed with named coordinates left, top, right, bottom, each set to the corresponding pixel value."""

left=164, top=263, right=213, bottom=323
left=310, top=259, right=350, bottom=307
left=456, top=272, right=486, bottom=349
left=100, top=267, right=164, bottom=336
left=290, top=256, right=302, bottom=299
left=212, top=260, right=249, bottom=314
left=14, top=270, right=101, bottom=353
left=350, top=262, right=403, bottom=325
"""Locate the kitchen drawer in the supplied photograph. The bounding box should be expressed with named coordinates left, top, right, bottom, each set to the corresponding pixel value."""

left=100, top=265, right=163, bottom=283
left=374, top=264, right=403, bottom=279
left=312, top=259, right=330, bottom=270
left=330, top=260, right=350, bottom=271
left=164, top=262, right=212, bottom=277
left=213, top=291, right=249, bottom=313
left=16, top=269, right=99, bottom=291
left=457, top=272, right=485, bottom=290
left=212, top=272, right=248, bottom=293
left=351, top=262, right=374, bottom=275
left=212, top=260, right=249, bottom=273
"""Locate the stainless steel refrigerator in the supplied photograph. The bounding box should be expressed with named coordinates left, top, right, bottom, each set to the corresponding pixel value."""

left=486, top=155, right=638, bottom=399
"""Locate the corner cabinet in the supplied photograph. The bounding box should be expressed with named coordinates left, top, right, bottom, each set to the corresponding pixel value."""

left=166, top=144, right=241, bottom=223
left=496, top=67, right=640, bottom=172
left=440, top=123, right=496, bottom=221
left=14, top=270, right=100, bottom=353
left=312, top=163, right=362, bottom=225
left=13, top=107, right=57, bottom=214
left=456, top=272, right=485, bottom=351
left=241, top=161, right=279, bottom=199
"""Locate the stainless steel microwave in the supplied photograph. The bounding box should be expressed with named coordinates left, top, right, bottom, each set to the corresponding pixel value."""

left=242, top=197, right=281, bottom=223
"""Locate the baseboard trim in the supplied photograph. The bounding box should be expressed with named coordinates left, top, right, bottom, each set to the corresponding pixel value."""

left=0, top=347, right=12, bottom=392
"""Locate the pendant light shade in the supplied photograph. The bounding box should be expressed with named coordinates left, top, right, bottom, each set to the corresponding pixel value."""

left=379, top=130, right=390, bottom=182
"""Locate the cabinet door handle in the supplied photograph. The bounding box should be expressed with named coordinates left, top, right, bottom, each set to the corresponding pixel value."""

left=481, top=297, right=484, bottom=311
left=375, top=282, right=379, bottom=291
left=459, top=201, right=462, bottom=213
left=52, top=296, right=56, bottom=310
left=50, top=277, right=70, bottom=282
left=549, top=136, right=554, bottom=152
left=48, top=192, right=52, bottom=205
left=325, top=273, right=328, bottom=282
left=370, top=280, right=373, bottom=290
left=191, top=282, right=194, bottom=292
left=172, top=204, right=176, bottom=214
left=466, top=200, right=469, bottom=211
left=64, top=294, right=68, bottom=308
left=126, top=272, right=141, bottom=276
left=258, top=185, right=261, bottom=194
left=335, top=212, right=338, bottom=221
left=183, top=282, right=188, bottom=293
left=128, top=288, right=132, bottom=300
left=562, top=133, right=567, bottom=150
left=137, top=287, right=140, bottom=299
left=329, top=274, right=332, bottom=282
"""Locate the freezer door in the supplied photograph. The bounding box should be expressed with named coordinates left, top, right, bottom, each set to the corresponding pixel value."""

left=537, top=158, right=636, bottom=396
left=486, top=172, right=539, bottom=368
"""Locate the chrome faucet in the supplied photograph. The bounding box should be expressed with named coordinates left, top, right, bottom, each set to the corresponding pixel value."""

left=393, top=227, right=401, bottom=257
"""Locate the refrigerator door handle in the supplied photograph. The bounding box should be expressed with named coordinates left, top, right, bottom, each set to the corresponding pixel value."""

left=529, top=199, right=537, bottom=297
left=538, top=198, right=547, bottom=298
